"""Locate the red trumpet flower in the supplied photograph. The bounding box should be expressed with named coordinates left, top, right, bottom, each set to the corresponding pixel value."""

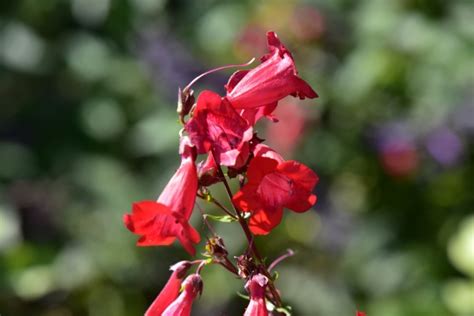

left=185, top=90, right=253, bottom=169
left=145, top=261, right=192, bottom=316
left=233, top=153, right=318, bottom=235
left=162, top=274, right=203, bottom=316
left=225, top=31, right=318, bottom=110
left=243, top=274, right=269, bottom=316
left=123, top=137, right=200, bottom=255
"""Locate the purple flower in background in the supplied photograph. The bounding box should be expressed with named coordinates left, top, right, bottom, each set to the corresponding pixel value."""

left=425, top=127, right=463, bottom=167
left=371, top=121, right=419, bottom=178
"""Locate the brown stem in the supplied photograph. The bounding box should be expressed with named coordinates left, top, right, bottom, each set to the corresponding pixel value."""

left=214, top=162, right=264, bottom=263
left=219, top=257, right=239, bottom=276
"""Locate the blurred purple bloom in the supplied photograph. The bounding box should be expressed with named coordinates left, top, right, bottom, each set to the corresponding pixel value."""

left=426, top=127, right=463, bottom=167
left=370, top=121, right=419, bottom=177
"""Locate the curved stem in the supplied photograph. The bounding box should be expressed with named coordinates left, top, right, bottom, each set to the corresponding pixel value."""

left=184, top=58, right=255, bottom=92
left=268, top=249, right=295, bottom=272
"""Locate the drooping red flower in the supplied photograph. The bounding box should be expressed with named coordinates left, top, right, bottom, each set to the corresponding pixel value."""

left=233, top=153, right=318, bottom=235
left=123, top=137, right=200, bottom=255
left=157, top=136, right=198, bottom=220
left=185, top=90, right=253, bottom=168
left=243, top=274, right=269, bottom=316
left=356, top=311, right=367, bottom=316
left=162, top=274, right=203, bottom=316
left=145, top=261, right=192, bottom=316
left=225, top=31, right=318, bottom=110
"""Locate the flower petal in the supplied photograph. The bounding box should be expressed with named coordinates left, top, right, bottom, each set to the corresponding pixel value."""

left=248, top=207, right=284, bottom=235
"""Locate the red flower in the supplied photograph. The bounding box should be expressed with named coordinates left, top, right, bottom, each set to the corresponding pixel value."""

left=225, top=31, right=318, bottom=110
left=157, top=136, right=197, bottom=220
left=185, top=90, right=253, bottom=168
left=162, top=274, right=203, bottom=316
left=253, top=144, right=285, bottom=163
left=123, top=137, right=200, bottom=255
left=145, top=261, right=192, bottom=316
left=240, top=102, right=279, bottom=126
left=233, top=153, right=318, bottom=235
left=243, top=274, right=269, bottom=316
left=357, top=311, right=367, bottom=316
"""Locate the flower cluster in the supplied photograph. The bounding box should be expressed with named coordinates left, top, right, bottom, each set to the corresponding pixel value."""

left=123, top=31, right=328, bottom=315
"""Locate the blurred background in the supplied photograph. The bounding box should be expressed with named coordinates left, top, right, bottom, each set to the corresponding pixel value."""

left=1, top=0, right=473, bottom=315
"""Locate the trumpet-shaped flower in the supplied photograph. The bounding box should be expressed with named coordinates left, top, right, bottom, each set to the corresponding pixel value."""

left=225, top=31, right=317, bottom=110
left=243, top=274, right=269, bottom=316
left=123, top=137, right=200, bottom=255
left=145, top=261, right=192, bottom=316
left=185, top=90, right=253, bottom=168
left=162, top=274, right=203, bottom=316
left=233, top=155, right=318, bottom=235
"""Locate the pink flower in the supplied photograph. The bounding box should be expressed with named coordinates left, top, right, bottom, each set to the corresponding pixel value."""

left=244, top=274, right=269, bottom=316
left=162, top=274, right=203, bottom=316
left=123, top=137, right=200, bottom=255
left=233, top=151, right=318, bottom=235
left=145, top=261, right=192, bottom=316
left=225, top=31, right=318, bottom=110
left=185, top=90, right=253, bottom=168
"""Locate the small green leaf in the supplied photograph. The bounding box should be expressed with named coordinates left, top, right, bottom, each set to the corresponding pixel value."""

left=204, top=214, right=237, bottom=223
left=272, top=271, right=279, bottom=281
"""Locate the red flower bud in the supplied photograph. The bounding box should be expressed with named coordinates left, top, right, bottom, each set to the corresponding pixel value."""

left=244, top=274, right=269, bottom=316
left=144, top=261, right=192, bottom=316
left=162, top=274, right=203, bottom=316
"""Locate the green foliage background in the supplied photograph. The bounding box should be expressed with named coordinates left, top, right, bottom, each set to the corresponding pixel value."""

left=0, top=0, right=473, bottom=315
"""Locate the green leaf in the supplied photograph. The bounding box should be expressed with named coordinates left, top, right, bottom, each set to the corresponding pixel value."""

left=272, top=271, right=279, bottom=281
left=203, top=214, right=237, bottom=223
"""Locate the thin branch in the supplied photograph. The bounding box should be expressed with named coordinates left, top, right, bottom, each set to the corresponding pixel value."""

left=197, top=193, right=237, bottom=219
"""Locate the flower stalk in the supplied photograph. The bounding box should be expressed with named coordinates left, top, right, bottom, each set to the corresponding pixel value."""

left=123, top=31, right=322, bottom=316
